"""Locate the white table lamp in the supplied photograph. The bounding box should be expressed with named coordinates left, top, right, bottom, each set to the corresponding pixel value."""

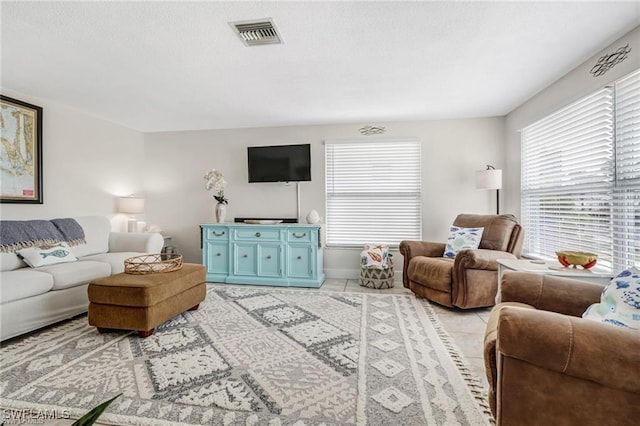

left=476, top=165, right=502, bottom=214
left=119, top=197, right=145, bottom=232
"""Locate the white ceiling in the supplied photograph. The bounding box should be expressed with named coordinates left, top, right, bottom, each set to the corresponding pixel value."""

left=2, top=1, right=638, bottom=132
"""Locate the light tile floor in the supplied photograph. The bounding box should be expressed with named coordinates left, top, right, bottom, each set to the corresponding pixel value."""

left=15, top=278, right=490, bottom=425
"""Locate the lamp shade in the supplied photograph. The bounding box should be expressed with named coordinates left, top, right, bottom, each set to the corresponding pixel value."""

left=476, top=169, right=502, bottom=190
left=118, top=197, right=145, bottom=214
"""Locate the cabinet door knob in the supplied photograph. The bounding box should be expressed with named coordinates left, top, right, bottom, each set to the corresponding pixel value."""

left=293, top=232, right=307, bottom=238
left=213, top=231, right=225, bottom=236
left=255, top=232, right=261, bottom=237
left=243, top=254, right=248, bottom=258
left=266, top=255, right=271, bottom=259
left=297, top=256, right=302, bottom=260
left=216, top=253, right=221, bottom=256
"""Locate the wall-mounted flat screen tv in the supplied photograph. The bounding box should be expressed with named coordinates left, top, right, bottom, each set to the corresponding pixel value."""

left=247, top=144, right=311, bottom=183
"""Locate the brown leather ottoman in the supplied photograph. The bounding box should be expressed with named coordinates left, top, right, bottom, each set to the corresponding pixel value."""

left=88, top=263, right=206, bottom=338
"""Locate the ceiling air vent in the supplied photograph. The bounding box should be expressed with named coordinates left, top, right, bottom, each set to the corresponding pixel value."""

left=230, top=19, right=282, bottom=46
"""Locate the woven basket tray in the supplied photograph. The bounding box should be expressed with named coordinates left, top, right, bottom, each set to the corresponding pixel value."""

left=124, top=253, right=183, bottom=274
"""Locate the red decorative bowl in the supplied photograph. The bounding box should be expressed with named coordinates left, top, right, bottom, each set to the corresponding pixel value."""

left=556, top=251, right=598, bottom=269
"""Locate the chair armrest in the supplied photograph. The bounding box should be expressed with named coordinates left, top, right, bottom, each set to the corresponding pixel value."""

left=399, top=240, right=445, bottom=258
left=454, top=249, right=516, bottom=271
left=449, top=249, right=516, bottom=308
left=399, top=240, right=445, bottom=288
left=497, top=306, right=640, bottom=394
left=501, top=271, right=603, bottom=317
left=108, top=232, right=164, bottom=254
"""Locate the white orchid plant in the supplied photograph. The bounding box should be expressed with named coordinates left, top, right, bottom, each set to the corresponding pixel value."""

left=204, top=169, right=228, bottom=204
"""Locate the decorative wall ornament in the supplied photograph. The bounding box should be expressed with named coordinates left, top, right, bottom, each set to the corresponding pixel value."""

left=359, top=125, right=386, bottom=136
left=590, top=44, right=631, bottom=77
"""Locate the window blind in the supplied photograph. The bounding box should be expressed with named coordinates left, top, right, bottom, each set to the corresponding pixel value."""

left=613, top=70, right=640, bottom=269
left=521, top=88, right=615, bottom=268
left=521, top=68, right=640, bottom=271
left=325, top=139, right=421, bottom=247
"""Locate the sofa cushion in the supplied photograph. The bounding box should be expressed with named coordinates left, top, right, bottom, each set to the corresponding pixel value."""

left=582, top=268, right=640, bottom=329
left=0, top=253, right=26, bottom=272
left=83, top=252, right=141, bottom=274
left=443, top=226, right=484, bottom=258
left=407, top=256, right=454, bottom=292
left=16, top=242, right=78, bottom=268
left=0, top=269, right=54, bottom=303
left=38, top=260, right=111, bottom=291
left=69, top=216, right=111, bottom=258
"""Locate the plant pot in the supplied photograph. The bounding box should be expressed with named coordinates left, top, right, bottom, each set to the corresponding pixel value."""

left=215, top=202, right=227, bottom=223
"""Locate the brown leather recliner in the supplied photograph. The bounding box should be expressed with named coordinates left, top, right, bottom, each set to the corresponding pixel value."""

left=399, top=213, right=523, bottom=309
left=484, top=272, right=640, bottom=425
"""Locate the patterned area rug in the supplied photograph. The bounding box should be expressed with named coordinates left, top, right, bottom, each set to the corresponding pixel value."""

left=0, top=285, right=492, bottom=425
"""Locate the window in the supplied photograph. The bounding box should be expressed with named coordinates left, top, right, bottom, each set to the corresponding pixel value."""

left=325, top=138, right=421, bottom=247
left=613, top=71, right=640, bottom=269
left=521, top=69, right=639, bottom=271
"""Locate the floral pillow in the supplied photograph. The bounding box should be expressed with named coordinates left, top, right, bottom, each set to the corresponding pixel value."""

left=360, top=243, right=391, bottom=269
left=582, top=268, right=640, bottom=330
left=443, top=226, right=484, bottom=258
left=16, top=242, right=78, bottom=268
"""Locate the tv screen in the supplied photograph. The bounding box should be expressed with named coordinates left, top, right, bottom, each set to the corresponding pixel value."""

left=247, top=144, right=311, bottom=182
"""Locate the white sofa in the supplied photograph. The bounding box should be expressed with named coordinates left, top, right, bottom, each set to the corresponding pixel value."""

left=0, top=216, right=164, bottom=341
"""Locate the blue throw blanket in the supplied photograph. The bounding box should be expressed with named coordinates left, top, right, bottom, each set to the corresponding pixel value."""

left=51, top=218, right=86, bottom=246
left=0, top=218, right=86, bottom=253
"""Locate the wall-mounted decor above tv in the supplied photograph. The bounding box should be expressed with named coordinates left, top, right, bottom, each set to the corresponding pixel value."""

left=247, top=144, right=311, bottom=183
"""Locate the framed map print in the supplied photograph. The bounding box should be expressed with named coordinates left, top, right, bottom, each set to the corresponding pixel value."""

left=0, top=95, right=43, bottom=203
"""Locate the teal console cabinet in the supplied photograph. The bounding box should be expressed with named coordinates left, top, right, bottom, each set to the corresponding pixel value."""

left=201, top=223, right=324, bottom=287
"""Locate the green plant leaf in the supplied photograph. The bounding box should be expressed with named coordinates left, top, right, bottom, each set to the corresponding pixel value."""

left=71, top=393, right=122, bottom=426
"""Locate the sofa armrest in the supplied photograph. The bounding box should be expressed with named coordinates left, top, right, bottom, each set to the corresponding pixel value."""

left=108, top=232, right=164, bottom=254
left=454, top=249, right=516, bottom=271
left=497, top=306, right=640, bottom=394
left=501, top=271, right=603, bottom=317
left=399, top=240, right=446, bottom=288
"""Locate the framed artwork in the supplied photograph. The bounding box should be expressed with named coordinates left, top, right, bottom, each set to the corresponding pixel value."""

left=0, top=95, right=43, bottom=204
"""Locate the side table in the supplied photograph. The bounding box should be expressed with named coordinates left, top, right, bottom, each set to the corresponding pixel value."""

left=496, top=258, right=614, bottom=303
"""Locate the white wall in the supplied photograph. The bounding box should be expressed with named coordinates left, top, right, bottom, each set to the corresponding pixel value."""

left=0, top=90, right=145, bottom=230
left=504, top=26, right=640, bottom=217
left=144, top=117, right=505, bottom=277
left=4, top=26, right=636, bottom=277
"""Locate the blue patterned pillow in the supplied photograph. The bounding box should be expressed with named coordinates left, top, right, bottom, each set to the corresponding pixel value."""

left=582, top=268, right=640, bottom=330
left=443, top=226, right=484, bottom=258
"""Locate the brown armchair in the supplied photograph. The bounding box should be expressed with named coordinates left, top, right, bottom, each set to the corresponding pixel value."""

left=399, top=213, right=523, bottom=308
left=484, top=272, right=640, bottom=425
